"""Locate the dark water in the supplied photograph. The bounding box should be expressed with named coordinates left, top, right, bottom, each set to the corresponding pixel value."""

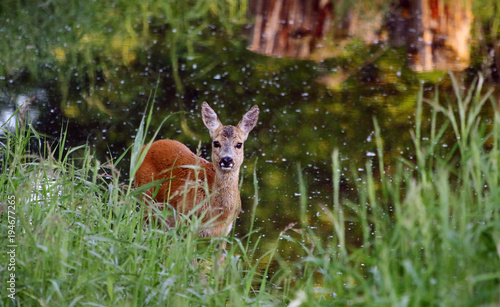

left=1, top=1, right=498, bottom=259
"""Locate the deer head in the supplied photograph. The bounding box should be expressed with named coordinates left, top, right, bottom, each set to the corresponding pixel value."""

left=201, top=102, right=259, bottom=173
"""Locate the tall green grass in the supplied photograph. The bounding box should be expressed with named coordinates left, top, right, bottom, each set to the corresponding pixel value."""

left=0, top=112, right=274, bottom=306
left=272, top=75, right=500, bottom=305
left=1, top=75, right=500, bottom=306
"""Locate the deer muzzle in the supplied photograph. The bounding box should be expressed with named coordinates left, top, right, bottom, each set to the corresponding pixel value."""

left=219, top=157, right=234, bottom=171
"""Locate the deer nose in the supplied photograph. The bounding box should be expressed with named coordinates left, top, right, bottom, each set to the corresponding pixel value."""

left=219, top=157, right=234, bottom=170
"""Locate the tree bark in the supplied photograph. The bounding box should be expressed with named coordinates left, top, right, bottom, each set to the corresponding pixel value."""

left=394, top=0, right=472, bottom=71
left=249, top=0, right=472, bottom=72
left=249, top=0, right=333, bottom=59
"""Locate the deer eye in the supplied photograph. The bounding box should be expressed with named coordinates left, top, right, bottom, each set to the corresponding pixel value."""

left=213, top=141, right=221, bottom=148
left=236, top=142, right=243, bottom=149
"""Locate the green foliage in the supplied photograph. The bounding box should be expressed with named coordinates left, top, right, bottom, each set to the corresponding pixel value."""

left=0, top=0, right=248, bottom=76
left=0, top=112, right=275, bottom=306
left=274, top=75, right=500, bottom=305
left=1, top=74, right=499, bottom=305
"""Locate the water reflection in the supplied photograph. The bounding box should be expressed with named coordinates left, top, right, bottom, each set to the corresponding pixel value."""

left=0, top=90, right=46, bottom=131
left=0, top=0, right=497, bottom=259
left=248, top=0, right=472, bottom=72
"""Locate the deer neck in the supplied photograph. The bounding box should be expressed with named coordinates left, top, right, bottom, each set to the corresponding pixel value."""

left=212, top=168, right=241, bottom=208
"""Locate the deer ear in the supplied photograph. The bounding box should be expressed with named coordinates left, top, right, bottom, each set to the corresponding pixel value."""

left=237, top=105, right=259, bottom=140
left=202, top=102, right=222, bottom=137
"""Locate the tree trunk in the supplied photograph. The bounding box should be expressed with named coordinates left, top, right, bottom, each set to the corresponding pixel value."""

left=249, top=0, right=472, bottom=72
left=395, top=0, right=472, bottom=71
left=249, top=0, right=333, bottom=59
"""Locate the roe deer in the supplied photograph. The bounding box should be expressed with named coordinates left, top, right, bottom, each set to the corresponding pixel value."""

left=135, top=102, right=259, bottom=243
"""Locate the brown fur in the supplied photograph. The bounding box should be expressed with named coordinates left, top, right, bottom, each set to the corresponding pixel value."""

left=134, top=103, right=259, bottom=240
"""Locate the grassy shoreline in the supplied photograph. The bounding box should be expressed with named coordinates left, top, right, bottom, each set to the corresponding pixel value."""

left=1, top=79, right=500, bottom=306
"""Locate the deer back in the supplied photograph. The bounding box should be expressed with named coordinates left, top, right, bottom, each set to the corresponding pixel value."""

left=135, top=139, right=215, bottom=214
